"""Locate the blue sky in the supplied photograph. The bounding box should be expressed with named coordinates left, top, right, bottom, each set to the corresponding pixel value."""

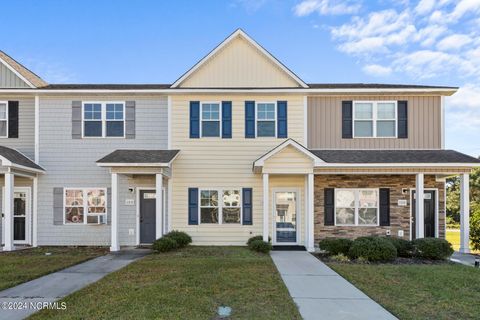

left=2, top=0, right=480, bottom=156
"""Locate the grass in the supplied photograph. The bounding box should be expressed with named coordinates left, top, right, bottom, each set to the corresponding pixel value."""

left=446, top=229, right=480, bottom=254
left=327, top=262, right=480, bottom=320
left=31, top=246, right=301, bottom=320
left=0, top=247, right=108, bottom=291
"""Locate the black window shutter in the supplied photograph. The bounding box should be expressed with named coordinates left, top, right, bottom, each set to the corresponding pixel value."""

left=8, top=101, right=19, bottom=138
left=242, top=188, right=253, bottom=225
left=188, top=188, right=199, bottom=225
left=342, top=101, right=353, bottom=139
left=324, top=188, right=335, bottom=226
left=379, top=188, right=390, bottom=226
left=397, top=101, right=408, bottom=139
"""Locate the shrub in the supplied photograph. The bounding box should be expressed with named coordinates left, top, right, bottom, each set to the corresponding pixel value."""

left=152, top=237, right=178, bottom=253
left=318, top=238, right=353, bottom=256
left=412, top=238, right=454, bottom=260
left=470, top=204, right=480, bottom=251
left=164, top=230, right=192, bottom=248
left=348, top=236, right=397, bottom=262
left=385, top=237, right=414, bottom=258
left=330, top=253, right=350, bottom=263
left=247, top=235, right=271, bottom=246
left=248, top=240, right=272, bottom=253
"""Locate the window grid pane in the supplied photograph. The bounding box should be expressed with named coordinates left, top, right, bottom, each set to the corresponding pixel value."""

left=335, top=189, right=378, bottom=226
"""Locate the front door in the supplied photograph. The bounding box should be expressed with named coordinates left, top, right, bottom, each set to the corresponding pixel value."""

left=274, top=191, right=298, bottom=244
left=412, top=190, right=436, bottom=239
left=13, top=190, right=28, bottom=243
left=140, top=190, right=156, bottom=244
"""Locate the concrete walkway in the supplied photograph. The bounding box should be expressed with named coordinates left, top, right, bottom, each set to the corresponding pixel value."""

left=0, top=249, right=149, bottom=320
left=271, top=251, right=397, bottom=320
left=451, top=251, right=480, bottom=267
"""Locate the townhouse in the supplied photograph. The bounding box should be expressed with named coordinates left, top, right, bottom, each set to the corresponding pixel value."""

left=0, top=29, right=478, bottom=253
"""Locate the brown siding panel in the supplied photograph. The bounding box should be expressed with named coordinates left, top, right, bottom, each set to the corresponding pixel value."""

left=307, top=95, right=441, bottom=149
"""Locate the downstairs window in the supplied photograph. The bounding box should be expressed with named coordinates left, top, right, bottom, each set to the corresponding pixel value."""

left=335, top=189, right=378, bottom=226
left=65, top=188, right=107, bottom=224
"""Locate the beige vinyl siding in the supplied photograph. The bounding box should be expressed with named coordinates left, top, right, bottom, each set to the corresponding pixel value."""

left=307, top=95, right=441, bottom=149
left=0, top=63, right=30, bottom=88
left=179, top=36, right=300, bottom=88
left=263, top=145, right=314, bottom=174
left=171, top=94, right=305, bottom=245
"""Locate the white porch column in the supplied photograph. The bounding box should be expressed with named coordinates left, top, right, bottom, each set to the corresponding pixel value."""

left=32, top=176, right=38, bottom=247
left=110, top=173, right=120, bottom=252
left=4, top=173, right=14, bottom=251
left=263, top=173, right=269, bottom=242
left=460, top=173, right=470, bottom=253
left=155, top=173, right=163, bottom=239
left=307, top=173, right=315, bottom=252
left=415, top=173, right=425, bottom=239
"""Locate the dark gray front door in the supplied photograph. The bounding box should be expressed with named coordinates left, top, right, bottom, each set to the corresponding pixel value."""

left=140, top=190, right=156, bottom=244
left=412, top=190, right=436, bottom=239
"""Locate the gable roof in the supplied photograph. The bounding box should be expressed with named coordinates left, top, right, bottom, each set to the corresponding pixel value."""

left=0, top=51, right=48, bottom=88
left=171, top=29, right=308, bottom=88
left=254, top=139, right=323, bottom=168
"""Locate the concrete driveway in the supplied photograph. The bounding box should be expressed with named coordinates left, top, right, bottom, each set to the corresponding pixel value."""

left=271, top=251, right=397, bottom=320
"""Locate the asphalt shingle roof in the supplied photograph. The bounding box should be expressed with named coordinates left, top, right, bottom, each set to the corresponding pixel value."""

left=97, top=150, right=180, bottom=164
left=309, top=149, right=480, bottom=164
left=0, top=146, right=44, bottom=171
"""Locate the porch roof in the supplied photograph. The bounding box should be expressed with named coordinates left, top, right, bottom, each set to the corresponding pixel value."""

left=309, top=149, right=480, bottom=165
left=96, top=149, right=180, bottom=167
left=0, top=146, right=44, bottom=173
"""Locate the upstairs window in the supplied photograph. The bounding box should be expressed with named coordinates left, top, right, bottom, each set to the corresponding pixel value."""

left=201, top=102, right=221, bottom=137
left=83, top=102, right=125, bottom=138
left=0, top=102, right=8, bottom=138
left=353, top=101, right=397, bottom=138
left=256, top=102, right=276, bottom=137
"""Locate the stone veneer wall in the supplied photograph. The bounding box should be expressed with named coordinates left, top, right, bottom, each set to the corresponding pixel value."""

left=314, top=175, right=445, bottom=242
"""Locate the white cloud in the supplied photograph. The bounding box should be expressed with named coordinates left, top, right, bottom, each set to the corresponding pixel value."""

left=447, top=83, right=480, bottom=109
left=415, top=0, right=436, bottom=15
left=362, top=64, right=392, bottom=76
left=331, top=9, right=416, bottom=54
left=448, top=0, right=480, bottom=22
left=436, top=34, right=473, bottom=51
left=293, top=0, right=361, bottom=16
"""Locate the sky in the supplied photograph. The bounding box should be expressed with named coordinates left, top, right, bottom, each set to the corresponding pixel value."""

left=1, top=0, right=480, bottom=156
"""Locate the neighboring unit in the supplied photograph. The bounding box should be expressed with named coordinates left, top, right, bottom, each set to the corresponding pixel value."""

left=0, top=29, right=478, bottom=253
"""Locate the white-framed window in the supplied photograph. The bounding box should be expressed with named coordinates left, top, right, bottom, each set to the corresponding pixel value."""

left=199, top=188, right=241, bottom=224
left=335, top=189, right=378, bottom=226
left=256, top=102, right=276, bottom=137
left=353, top=101, right=397, bottom=138
left=83, top=102, right=125, bottom=138
left=64, top=188, right=107, bottom=225
left=200, top=102, right=221, bottom=137
left=0, top=101, right=8, bottom=138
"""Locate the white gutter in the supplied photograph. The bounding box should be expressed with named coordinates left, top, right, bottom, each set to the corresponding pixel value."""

left=0, top=88, right=458, bottom=95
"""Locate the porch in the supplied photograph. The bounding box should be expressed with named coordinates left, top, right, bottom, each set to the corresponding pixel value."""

left=255, top=139, right=480, bottom=254
left=96, top=149, right=179, bottom=251
left=0, top=146, right=44, bottom=251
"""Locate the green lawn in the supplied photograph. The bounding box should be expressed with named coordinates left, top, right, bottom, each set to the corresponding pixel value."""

left=446, top=229, right=479, bottom=254
left=328, top=262, right=480, bottom=320
left=0, top=247, right=107, bottom=291
left=31, top=246, right=301, bottom=320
